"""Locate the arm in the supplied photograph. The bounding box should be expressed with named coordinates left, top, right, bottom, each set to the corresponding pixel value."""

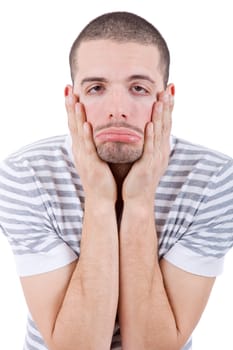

left=118, top=202, right=215, bottom=350
left=118, top=92, right=215, bottom=350
left=21, top=90, right=119, bottom=350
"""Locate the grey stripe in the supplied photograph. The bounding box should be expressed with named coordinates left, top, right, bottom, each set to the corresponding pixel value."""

left=0, top=204, right=46, bottom=217
left=0, top=193, right=46, bottom=210
left=170, top=157, right=226, bottom=168
left=173, top=147, right=228, bottom=159
left=0, top=169, right=79, bottom=185
left=198, top=201, right=233, bottom=216
left=160, top=178, right=210, bottom=189
left=0, top=181, right=84, bottom=199
left=169, top=205, right=199, bottom=216
left=0, top=194, right=83, bottom=212
left=24, top=339, right=40, bottom=350
left=4, top=161, right=78, bottom=175
left=26, top=324, right=47, bottom=347
left=0, top=216, right=50, bottom=226
left=9, top=154, right=71, bottom=163
left=0, top=182, right=43, bottom=197
left=182, top=338, right=192, bottom=350
left=181, top=242, right=230, bottom=258
left=210, top=174, right=233, bottom=189
left=55, top=215, right=84, bottom=223
left=6, top=227, right=81, bottom=236
left=0, top=213, right=84, bottom=224
left=27, top=239, right=63, bottom=251
left=26, top=330, right=46, bottom=346
left=204, top=186, right=233, bottom=203
left=165, top=168, right=217, bottom=177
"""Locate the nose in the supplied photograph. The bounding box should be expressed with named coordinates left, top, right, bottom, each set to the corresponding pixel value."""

left=107, top=88, right=129, bottom=120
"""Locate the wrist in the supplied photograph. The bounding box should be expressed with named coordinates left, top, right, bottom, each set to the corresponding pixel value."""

left=85, top=196, right=116, bottom=212
left=123, top=196, right=155, bottom=210
left=122, top=200, right=155, bottom=222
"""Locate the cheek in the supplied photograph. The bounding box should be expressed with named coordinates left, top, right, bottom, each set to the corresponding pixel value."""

left=79, top=98, right=101, bottom=125
left=83, top=104, right=97, bottom=124
left=132, top=104, right=154, bottom=128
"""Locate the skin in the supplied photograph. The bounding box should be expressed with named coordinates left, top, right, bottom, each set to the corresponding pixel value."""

left=73, top=40, right=167, bottom=167
left=20, top=39, right=215, bottom=350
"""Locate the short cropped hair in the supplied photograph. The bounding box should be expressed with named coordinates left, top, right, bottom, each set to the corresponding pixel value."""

left=69, top=11, right=170, bottom=87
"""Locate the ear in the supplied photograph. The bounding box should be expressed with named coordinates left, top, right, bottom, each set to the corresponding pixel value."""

left=166, top=83, right=175, bottom=97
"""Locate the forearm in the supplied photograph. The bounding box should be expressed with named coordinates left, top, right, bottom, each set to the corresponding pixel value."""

left=51, top=200, right=119, bottom=350
left=119, top=202, right=179, bottom=350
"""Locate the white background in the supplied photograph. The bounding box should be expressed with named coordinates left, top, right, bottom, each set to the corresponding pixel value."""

left=0, top=0, right=233, bottom=349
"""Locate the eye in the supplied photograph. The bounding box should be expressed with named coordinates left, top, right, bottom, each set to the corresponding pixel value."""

left=131, top=85, right=149, bottom=95
left=87, top=85, right=105, bottom=95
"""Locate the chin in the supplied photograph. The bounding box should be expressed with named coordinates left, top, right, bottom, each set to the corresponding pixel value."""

left=96, top=142, right=142, bottom=164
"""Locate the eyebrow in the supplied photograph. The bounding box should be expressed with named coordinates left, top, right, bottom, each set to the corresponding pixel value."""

left=81, top=74, right=156, bottom=86
left=81, top=77, right=108, bottom=85
left=126, top=74, right=156, bottom=84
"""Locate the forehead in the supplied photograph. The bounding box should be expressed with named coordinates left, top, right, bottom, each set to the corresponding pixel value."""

left=74, top=39, right=162, bottom=82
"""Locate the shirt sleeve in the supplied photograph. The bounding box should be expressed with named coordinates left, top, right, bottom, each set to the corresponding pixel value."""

left=0, top=157, right=78, bottom=277
left=164, top=159, right=233, bottom=277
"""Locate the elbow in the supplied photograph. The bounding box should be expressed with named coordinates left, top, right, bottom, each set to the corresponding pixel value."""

left=161, top=331, right=186, bottom=350
left=149, top=330, right=184, bottom=350
left=48, top=331, right=113, bottom=350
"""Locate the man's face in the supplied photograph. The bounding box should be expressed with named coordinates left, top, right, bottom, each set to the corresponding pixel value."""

left=73, top=39, right=164, bottom=163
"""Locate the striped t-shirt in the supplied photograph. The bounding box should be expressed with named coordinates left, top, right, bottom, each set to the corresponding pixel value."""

left=0, top=134, right=233, bottom=350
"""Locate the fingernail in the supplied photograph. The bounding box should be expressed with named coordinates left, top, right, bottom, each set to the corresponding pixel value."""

left=171, top=85, right=175, bottom=96
left=64, top=86, right=69, bottom=97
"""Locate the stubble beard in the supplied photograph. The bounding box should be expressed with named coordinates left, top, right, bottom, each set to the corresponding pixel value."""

left=96, top=142, right=143, bottom=164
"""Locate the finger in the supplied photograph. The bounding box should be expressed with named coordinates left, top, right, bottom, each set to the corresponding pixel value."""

left=68, top=102, right=87, bottom=157
left=169, top=94, right=175, bottom=113
left=65, top=86, right=78, bottom=136
left=143, top=122, right=154, bottom=156
left=152, top=101, right=163, bottom=149
left=65, top=85, right=77, bottom=114
left=157, top=89, right=174, bottom=113
left=161, top=92, right=172, bottom=139
left=159, top=93, right=172, bottom=162
left=83, top=122, right=97, bottom=156
left=165, top=84, right=175, bottom=112
left=75, top=102, right=86, bottom=135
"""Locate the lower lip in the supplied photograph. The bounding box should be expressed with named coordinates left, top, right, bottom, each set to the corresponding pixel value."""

left=96, top=132, right=142, bottom=143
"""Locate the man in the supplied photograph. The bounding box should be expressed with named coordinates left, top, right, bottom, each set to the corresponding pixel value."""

left=0, top=11, right=233, bottom=350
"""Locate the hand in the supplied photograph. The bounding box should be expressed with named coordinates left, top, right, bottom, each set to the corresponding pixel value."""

left=65, top=86, right=117, bottom=203
left=122, top=90, right=174, bottom=204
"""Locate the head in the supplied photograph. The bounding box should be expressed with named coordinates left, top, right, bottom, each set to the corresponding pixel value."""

left=69, top=11, right=170, bottom=87
left=68, top=12, right=173, bottom=164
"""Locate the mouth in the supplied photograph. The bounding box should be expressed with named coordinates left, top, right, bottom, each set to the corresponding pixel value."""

left=95, top=127, right=142, bottom=143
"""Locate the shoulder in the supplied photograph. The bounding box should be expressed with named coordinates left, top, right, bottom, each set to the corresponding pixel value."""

left=171, top=135, right=232, bottom=161
left=0, top=134, right=73, bottom=179
left=170, top=135, right=233, bottom=174
left=0, top=134, right=79, bottom=206
left=3, top=134, right=69, bottom=163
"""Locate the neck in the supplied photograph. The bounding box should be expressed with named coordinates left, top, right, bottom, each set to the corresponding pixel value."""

left=109, top=163, right=132, bottom=188
left=109, top=163, right=133, bottom=223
